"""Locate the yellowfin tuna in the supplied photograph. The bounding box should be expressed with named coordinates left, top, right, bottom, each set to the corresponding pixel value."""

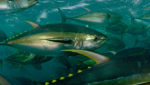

left=34, top=48, right=150, bottom=85
left=0, top=22, right=107, bottom=56
left=35, top=49, right=109, bottom=85
left=5, top=51, right=52, bottom=70
left=58, top=8, right=121, bottom=28
left=0, top=0, right=38, bottom=13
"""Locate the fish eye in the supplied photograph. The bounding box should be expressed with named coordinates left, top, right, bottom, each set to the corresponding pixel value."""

left=94, top=36, right=98, bottom=41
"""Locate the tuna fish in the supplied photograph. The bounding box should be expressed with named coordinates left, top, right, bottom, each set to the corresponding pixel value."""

left=5, top=51, right=52, bottom=70
left=35, top=47, right=150, bottom=85
left=0, top=0, right=38, bottom=13
left=57, top=8, right=122, bottom=28
left=0, top=22, right=107, bottom=56
left=137, top=13, right=150, bottom=22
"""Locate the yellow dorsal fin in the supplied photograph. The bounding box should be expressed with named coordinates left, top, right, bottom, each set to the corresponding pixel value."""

left=25, top=20, right=39, bottom=29
left=63, top=49, right=109, bottom=64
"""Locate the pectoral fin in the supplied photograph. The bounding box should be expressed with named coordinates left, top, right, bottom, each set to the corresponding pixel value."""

left=63, top=49, right=109, bottom=64
left=46, top=38, right=73, bottom=44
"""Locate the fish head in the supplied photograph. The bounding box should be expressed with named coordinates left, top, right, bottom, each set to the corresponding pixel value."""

left=77, top=33, right=107, bottom=50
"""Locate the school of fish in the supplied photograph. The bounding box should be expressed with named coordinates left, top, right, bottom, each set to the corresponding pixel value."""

left=0, top=0, right=149, bottom=85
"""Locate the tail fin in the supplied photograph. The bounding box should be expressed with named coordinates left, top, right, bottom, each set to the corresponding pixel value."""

left=0, top=29, right=7, bottom=43
left=57, top=8, right=67, bottom=24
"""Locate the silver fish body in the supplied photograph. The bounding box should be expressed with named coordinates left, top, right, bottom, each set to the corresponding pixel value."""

left=72, top=12, right=121, bottom=25
left=58, top=8, right=122, bottom=28
left=0, top=0, right=37, bottom=13
left=4, top=23, right=107, bottom=56
left=70, top=12, right=110, bottom=26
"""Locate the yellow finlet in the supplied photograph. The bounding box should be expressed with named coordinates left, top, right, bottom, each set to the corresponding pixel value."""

left=43, top=66, right=93, bottom=84
left=25, top=20, right=39, bottom=29
left=63, top=49, right=109, bottom=64
left=24, top=30, right=27, bottom=33
left=88, top=66, right=92, bottom=69
left=16, top=35, right=18, bottom=37
left=12, top=36, right=15, bottom=38
left=59, top=77, right=65, bottom=80
left=19, top=33, right=23, bottom=35
left=68, top=73, right=74, bottom=77
left=45, top=82, right=50, bottom=85
left=51, top=80, right=57, bottom=83
left=77, top=69, right=83, bottom=73
left=9, top=37, right=12, bottom=40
